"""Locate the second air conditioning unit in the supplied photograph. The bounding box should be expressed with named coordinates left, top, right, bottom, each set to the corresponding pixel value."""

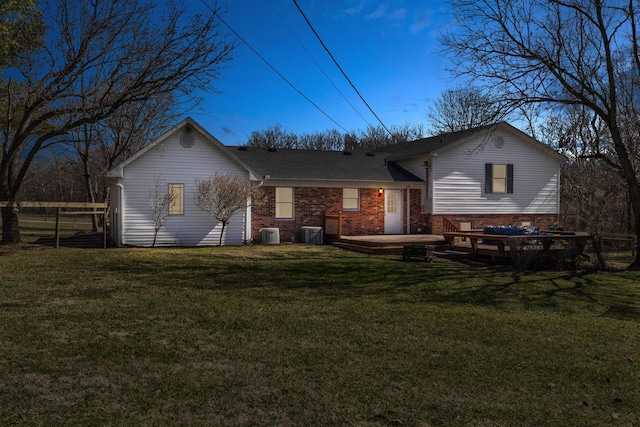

left=300, top=226, right=323, bottom=245
left=259, top=228, right=280, bottom=245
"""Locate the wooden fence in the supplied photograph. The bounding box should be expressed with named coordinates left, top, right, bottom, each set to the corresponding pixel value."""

left=0, top=201, right=109, bottom=248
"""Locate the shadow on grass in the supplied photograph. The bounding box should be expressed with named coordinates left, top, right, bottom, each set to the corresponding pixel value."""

left=32, top=232, right=106, bottom=249
left=97, top=247, right=640, bottom=321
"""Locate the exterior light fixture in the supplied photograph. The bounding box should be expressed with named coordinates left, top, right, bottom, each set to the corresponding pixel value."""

left=378, top=188, right=383, bottom=195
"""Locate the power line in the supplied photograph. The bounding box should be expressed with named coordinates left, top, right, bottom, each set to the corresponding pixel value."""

left=200, top=0, right=349, bottom=133
left=292, top=0, right=396, bottom=140
left=266, top=0, right=373, bottom=129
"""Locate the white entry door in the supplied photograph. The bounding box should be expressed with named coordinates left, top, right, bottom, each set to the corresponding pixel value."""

left=384, top=189, right=403, bottom=234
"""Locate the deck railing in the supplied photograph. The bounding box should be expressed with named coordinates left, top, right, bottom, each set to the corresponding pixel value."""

left=324, top=212, right=342, bottom=242
left=442, top=217, right=459, bottom=234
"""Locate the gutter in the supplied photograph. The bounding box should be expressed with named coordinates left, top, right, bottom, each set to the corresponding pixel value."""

left=115, top=183, right=124, bottom=247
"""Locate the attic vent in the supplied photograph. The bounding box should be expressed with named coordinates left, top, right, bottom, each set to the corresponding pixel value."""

left=267, top=147, right=277, bottom=152
left=495, top=136, right=505, bottom=148
left=237, top=146, right=248, bottom=151
left=366, top=152, right=375, bottom=157
left=343, top=151, right=352, bottom=155
left=181, top=132, right=195, bottom=148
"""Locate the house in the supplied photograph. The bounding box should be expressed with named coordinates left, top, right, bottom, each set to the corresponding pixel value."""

left=106, top=118, right=565, bottom=247
left=106, top=118, right=260, bottom=247
left=374, top=122, right=566, bottom=235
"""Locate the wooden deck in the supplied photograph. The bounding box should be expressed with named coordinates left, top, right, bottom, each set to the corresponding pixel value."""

left=443, top=230, right=591, bottom=261
left=332, top=234, right=445, bottom=255
left=332, top=230, right=592, bottom=263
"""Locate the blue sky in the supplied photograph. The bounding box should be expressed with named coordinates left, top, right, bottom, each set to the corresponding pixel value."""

left=193, top=0, right=456, bottom=144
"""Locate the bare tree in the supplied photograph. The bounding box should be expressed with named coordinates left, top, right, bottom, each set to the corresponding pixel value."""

left=147, top=178, right=176, bottom=248
left=68, top=95, right=180, bottom=231
left=442, top=0, right=640, bottom=269
left=537, top=106, right=628, bottom=269
left=427, top=86, right=505, bottom=134
left=247, top=123, right=299, bottom=149
left=193, top=174, right=264, bottom=246
left=298, top=129, right=345, bottom=151
left=247, top=124, right=425, bottom=152
left=1, top=0, right=234, bottom=243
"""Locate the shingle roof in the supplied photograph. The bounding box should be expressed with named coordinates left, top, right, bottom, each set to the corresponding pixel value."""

left=375, top=124, right=494, bottom=160
left=231, top=147, right=422, bottom=183
left=376, top=122, right=566, bottom=162
left=229, top=122, right=564, bottom=183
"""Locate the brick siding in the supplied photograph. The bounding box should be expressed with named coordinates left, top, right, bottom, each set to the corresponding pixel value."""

left=252, top=186, right=555, bottom=242
left=252, top=186, right=396, bottom=242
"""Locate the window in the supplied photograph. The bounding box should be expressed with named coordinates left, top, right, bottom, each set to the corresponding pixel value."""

left=276, top=187, right=293, bottom=219
left=521, top=220, right=533, bottom=227
left=168, top=184, right=184, bottom=215
left=459, top=221, right=473, bottom=231
left=485, top=163, right=513, bottom=193
left=343, top=188, right=359, bottom=210
left=387, top=191, right=399, bottom=214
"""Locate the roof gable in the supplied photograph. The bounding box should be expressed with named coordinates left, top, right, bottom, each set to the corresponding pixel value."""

left=376, top=122, right=566, bottom=163
left=106, top=117, right=259, bottom=179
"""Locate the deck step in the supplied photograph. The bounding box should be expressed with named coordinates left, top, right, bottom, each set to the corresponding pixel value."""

left=332, top=241, right=404, bottom=255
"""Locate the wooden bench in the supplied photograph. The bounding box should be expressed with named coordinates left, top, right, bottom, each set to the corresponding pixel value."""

left=402, top=244, right=435, bottom=262
left=443, top=231, right=591, bottom=258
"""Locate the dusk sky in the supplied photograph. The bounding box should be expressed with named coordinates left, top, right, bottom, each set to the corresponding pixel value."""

left=193, top=0, right=456, bottom=145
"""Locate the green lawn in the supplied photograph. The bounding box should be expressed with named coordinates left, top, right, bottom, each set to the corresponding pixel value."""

left=0, top=244, right=639, bottom=426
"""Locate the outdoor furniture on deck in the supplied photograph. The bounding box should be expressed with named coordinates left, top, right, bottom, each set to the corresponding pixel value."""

left=443, top=231, right=591, bottom=259
left=402, top=244, right=435, bottom=262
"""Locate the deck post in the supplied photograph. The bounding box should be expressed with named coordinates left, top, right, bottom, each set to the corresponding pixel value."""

left=54, top=207, right=61, bottom=249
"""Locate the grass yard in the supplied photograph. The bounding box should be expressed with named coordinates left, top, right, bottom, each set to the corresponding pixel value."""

left=0, top=244, right=639, bottom=426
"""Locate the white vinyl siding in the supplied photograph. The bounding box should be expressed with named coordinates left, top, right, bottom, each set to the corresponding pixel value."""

left=115, top=127, right=250, bottom=246
left=276, top=187, right=294, bottom=219
left=343, top=188, right=359, bottom=210
left=429, top=130, right=561, bottom=215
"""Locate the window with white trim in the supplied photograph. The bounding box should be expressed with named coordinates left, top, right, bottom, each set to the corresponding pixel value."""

left=343, top=188, right=359, bottom=210
left=275, top=187, right=294, bottom=219
left=485, top=163, right=514, bottom=194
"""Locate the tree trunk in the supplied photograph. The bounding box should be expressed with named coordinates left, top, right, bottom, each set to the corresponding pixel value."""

left=591, top=235, right=607, bottom=271
left=1, top=206, right=21, bottom=244
left=609, top=126, right=640, bottom=270
left=219, top=222, right=226, bottom=246
left=82, top=170, right=99, bottom=232
left=631, top=212, right=640, bottom=270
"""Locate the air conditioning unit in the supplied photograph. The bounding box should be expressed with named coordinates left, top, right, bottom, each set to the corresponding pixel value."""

left=259, top=228, right=280, bottom=245
left=300, top=226, right=323, bottom=244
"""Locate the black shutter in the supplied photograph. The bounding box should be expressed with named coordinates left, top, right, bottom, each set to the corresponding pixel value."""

left=485, top=163, right=493, bottom=193
left=507, top=164, right=514, bottom=193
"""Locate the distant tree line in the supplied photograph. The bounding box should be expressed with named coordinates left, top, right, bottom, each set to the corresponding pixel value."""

left=245, top=123, right=426, bottom=152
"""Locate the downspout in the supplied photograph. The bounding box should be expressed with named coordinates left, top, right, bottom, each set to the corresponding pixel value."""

left=245, top=200, right=251, bottom=245
left=406, top=186, right=411, bottom=235
left=245, top=178, right=266, bottom=245
left=557, top=165, right=562, bottom=227
left=116, top=183, right=124, bottom=247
